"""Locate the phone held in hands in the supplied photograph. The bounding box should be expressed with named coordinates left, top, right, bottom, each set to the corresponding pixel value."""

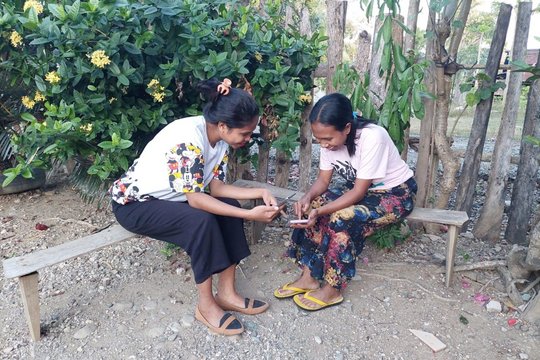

left=289, top=219, right=309, bottom=225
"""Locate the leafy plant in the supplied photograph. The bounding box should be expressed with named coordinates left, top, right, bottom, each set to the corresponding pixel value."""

left=366, top=221, right=410, bottom=249
left=160, top=242, right=180, bottom=259
left=332, top=0, right=430, bottom=152
left=0, top=0, right=325, bottom=195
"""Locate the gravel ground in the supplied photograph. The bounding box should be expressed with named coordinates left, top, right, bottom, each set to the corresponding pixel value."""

left=1, top=139, right=539, bottom=360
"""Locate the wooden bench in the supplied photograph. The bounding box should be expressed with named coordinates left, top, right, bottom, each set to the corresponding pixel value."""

left=233, top=179, right=469, bottom=289
left=2, top=225, right=136, bottom=341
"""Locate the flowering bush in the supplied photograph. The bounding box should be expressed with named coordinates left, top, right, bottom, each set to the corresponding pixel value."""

left=0, top=0, right=325, bottom=189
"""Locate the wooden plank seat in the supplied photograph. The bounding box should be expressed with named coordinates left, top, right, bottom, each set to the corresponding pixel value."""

left=233, top=179, right=469, bottom=288
left=2, top=225, right=136, bottom=341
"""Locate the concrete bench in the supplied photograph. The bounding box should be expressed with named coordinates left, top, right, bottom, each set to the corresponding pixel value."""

left=2, top=225, right=136, bottom=341
left=233, top=179, right=469, bottom=289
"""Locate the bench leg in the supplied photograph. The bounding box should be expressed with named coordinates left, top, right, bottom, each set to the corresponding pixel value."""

left=19, top=272, right=40, bottom=341
left=445, top=226, right=458, bottom=287
left=245, top=199, right=267, bottom=245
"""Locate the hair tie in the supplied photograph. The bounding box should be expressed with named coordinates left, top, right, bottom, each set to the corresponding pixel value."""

left=217, top=78, right=232, bottom=96
left=352, top=111, right=358, bottom=120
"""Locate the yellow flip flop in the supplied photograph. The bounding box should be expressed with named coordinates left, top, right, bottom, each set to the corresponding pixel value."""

left=293, top=291, right=344, bottom=311
left=273, top=282, right=313, bottom=299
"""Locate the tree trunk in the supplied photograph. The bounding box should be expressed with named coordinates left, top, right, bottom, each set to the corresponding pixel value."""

left=404, top=0, right=420, bottom=53
left=505, top=50, right=540, bottom=244
left=298, top=102, right=313, bottom=192
left=474, top=2, right=532, bottom=242
left=298, top=7, right=313, bottom=193
left=368, top=15, right=404, bottom=109
left=525, top=218, right=540, bottom=270
left=455, top=4, right=512, bottom=215
left=274, top=150, right=291, bottom=188
left=256, top=122, right=270, bottom=183
left=354, top=30, right=371, bottom=78
left=326, top=0, right=346, bottom=93
left=448, top=0, right=472, bottom=59
left=415, top=9, right=438, bottom=209
left=401, top=0, right=420, bottom=161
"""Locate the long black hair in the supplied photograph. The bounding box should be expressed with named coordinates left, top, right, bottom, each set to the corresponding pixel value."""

left=309, top=93, right=374, bottom=156
left=196, top=78, right=259, bottom=128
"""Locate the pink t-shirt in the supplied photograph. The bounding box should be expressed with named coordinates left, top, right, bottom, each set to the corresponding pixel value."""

left=319, top=124, right=413, bottom=190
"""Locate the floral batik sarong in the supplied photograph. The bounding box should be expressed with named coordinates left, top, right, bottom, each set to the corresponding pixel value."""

left=287, top=177, right=417, bottom=290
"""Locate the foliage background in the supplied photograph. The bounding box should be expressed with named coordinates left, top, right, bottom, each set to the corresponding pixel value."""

left=0, top=0, right=325, bottom=195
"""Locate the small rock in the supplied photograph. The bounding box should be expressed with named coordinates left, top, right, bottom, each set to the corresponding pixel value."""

left=73, top=324, right=96, bottom=339
left=168, top=334, right=177, bottom=342
left=519, top=353, right=529, bottom=359
left=145, top=326, right=165, bottom=338
left=521, top=293, right=531, bottom=302
left=3, top=347, right=13, bottom=354
left=181, top=315, right=194, bottom=327
left=112, top=301, right=133, bottom=311
left=170, top=322, right=182, bottom=332
left=143, top=301, right=157, bottom=311
left=314, top=336, right=322, bottom=344
left=486, top=300, right=502, bottom=313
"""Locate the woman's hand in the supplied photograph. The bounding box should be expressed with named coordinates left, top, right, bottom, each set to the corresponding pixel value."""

left=290, top=208, right=319, bottom=229
left=260, top=189, right=278, bottom=207
left=293, top=194, right=312, bottom=219
left=248, top=205, right=281, bottom=223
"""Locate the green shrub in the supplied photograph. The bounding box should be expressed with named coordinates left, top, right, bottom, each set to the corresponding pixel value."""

left=0, top=0, right=325, bottom=191
left=366, top=221, right=411, bottom=249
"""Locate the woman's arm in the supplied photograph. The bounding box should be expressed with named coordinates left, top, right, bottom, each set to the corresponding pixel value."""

left=208, top=179, right=277, bottom=206
left=185, top=191, right=280, bottom=222
left=315, top=178, right=372, bottom=217
left=293, top=169, right=333, bottom=218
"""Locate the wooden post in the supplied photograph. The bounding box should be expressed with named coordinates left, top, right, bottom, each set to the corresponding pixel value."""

left=415, top=8, right=438, bottom=210
left=506, top=51, right=540, bottom=244
left=455, top=4, right=512, bottom=215
left=445, top=226, right=458, bottom=287
left=19, top=272, right=40, bottom=341
left=474, top=2, right=532, bottom=242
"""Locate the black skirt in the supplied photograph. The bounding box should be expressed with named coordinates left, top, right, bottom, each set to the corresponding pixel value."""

left=112, top=197, right=250, bottom=284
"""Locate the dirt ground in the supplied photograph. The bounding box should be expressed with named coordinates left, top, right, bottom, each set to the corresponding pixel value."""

left=0, top=183, right=539, bottom=360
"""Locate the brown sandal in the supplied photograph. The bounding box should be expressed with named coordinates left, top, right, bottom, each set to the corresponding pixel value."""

left=194, top=306, right=244, bottom=335
left=215, top=295, right=269, bottom=315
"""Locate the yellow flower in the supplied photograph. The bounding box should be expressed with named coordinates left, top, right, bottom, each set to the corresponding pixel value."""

left=299, top=94, right=312, bottom=104
left=45, top=71, right=61, bottom=84
left=254, top=51, right=263, bottom=63
left=34, top=91, right=45, bottom=102
left=89, top=50, right=111, bottom=69
left=148, top=79, right=165, bottom=102
left=152, top=91, right=165, bottom=102
left=80, top=124, right=93, bottom=134
left=23, top=0, right=44, bottom=14
left=147, top=79, right=160, bottom=89
left=21, top=96, right=36, bottom=108
left=10, top=31, right=23, bottom=47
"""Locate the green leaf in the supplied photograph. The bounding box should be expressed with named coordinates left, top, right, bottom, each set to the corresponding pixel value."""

left=20, top=113, right=37, bottom=122
left=123, top=43, right=141, bottom=55
left=117, top=74, right=130, bottom=86
left=48, top=4, right=67, bottom=21
left=29, top=38, right=51, bottom=45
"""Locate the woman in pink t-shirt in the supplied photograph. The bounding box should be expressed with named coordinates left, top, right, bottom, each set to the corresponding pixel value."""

left=274, top=93, right=417, bottom=311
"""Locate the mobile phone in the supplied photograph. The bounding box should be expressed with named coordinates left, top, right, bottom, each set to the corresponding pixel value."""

left=276, top=193, right=296, bottom=208
left=289, top=219, right=309, bottom=224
